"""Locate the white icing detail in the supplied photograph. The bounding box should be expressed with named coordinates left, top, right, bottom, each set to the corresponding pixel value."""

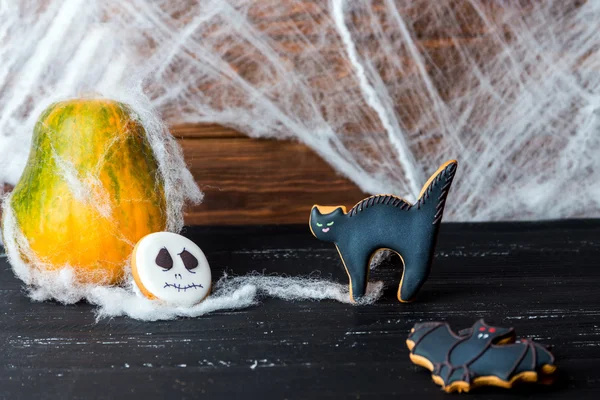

left=132, top=232, right=211, bottom=306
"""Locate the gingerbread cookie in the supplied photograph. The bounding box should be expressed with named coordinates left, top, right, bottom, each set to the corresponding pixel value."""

left=406, top=320, right=557, bottom=393
left=131, top=232, right=211, bottom=306
left=309, top=160, right=457, bottom=302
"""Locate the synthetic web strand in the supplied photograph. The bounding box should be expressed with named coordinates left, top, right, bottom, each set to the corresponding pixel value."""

left=2, top=1, right=600, bottom=221
left=330, top=0, right=423, bottom=200
left=91, top=275, right=384, bottom=321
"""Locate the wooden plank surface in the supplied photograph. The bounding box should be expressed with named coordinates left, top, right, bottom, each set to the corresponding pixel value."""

left=1, top=220, right=599, bottom=399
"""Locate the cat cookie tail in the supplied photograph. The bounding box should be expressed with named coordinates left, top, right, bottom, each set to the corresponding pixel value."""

left=416, top=160, right=458, bottom=225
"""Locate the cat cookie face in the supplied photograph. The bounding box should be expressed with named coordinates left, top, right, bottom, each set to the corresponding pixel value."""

left=309, top=206, right=347, bottom=241
left=131, top=232, right=211, bottom=306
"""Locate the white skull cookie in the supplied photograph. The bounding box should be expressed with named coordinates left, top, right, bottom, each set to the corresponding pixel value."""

left=131, top=232, right=211, bottom=306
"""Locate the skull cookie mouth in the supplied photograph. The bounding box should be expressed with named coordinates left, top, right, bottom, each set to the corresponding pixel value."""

left=164, top=282, right=204, bottom=292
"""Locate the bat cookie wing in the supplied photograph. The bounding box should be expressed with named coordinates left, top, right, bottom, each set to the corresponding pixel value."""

left=407, top=320, right=557, bottom=393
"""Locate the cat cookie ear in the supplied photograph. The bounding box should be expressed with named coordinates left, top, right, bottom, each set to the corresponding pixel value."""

left=311, top=205, right=323, bottom=216
left=312, top=205, right=347, bottom=215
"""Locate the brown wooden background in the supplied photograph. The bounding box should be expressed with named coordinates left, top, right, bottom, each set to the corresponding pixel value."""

left=173, top=124, right=365, bottom=225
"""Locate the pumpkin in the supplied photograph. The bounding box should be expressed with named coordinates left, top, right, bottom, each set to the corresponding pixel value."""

left=3, top=99, right=167, bottom=284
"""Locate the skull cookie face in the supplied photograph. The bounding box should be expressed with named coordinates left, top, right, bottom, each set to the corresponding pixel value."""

left=131, top=232, right=211, bottom=306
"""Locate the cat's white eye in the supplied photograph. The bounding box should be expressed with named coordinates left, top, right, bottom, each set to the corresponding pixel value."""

left=327, top=221, right=334, bottom=226
left=316, top=222, right=323, bottom=227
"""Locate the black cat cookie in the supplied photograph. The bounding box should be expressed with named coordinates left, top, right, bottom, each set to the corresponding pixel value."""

left=406, top=320, right=557, bottom=393
left=309, top=160, right=457, bottom=302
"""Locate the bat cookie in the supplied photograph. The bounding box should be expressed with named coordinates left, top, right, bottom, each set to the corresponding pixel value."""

left=309, top=160, right=457, bottom=302
left=406, top=320, right=557, bottom=393
left=131, top=232, right=212, bottom=306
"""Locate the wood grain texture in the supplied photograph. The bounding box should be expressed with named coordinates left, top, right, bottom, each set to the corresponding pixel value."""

left=170, top=123, right=245, bottom=139
left=1, top=220, right=599, bottom=399
left=181, top=136, right=367, bottom=225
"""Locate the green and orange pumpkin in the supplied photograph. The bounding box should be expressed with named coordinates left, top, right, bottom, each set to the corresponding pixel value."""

left=3, top=99, right=167, bottom=284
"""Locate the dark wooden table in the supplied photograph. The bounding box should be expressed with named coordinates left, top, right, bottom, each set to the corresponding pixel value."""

left=1, top=221, right=599, bottom=399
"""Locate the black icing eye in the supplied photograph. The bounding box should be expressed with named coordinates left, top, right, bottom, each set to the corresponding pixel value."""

left=179, top=248, right=198, bottom=271
left=155, top=247, right=173, bottom=270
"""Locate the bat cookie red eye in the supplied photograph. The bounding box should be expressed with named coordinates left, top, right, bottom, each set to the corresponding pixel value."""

left=479, top=327, right=486, bottom=332
left=489, top=328, right=496, bottom=333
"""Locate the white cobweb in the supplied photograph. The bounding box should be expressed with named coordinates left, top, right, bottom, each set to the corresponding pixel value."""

left=2, top=0, right=600, bottom=220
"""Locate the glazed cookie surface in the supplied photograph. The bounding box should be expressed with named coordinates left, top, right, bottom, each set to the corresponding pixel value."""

left=309, top=160, right=458, bottom=302
left=131, top=232, right=211, bottom=306
left=406, top=320, right=557, bottom=393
